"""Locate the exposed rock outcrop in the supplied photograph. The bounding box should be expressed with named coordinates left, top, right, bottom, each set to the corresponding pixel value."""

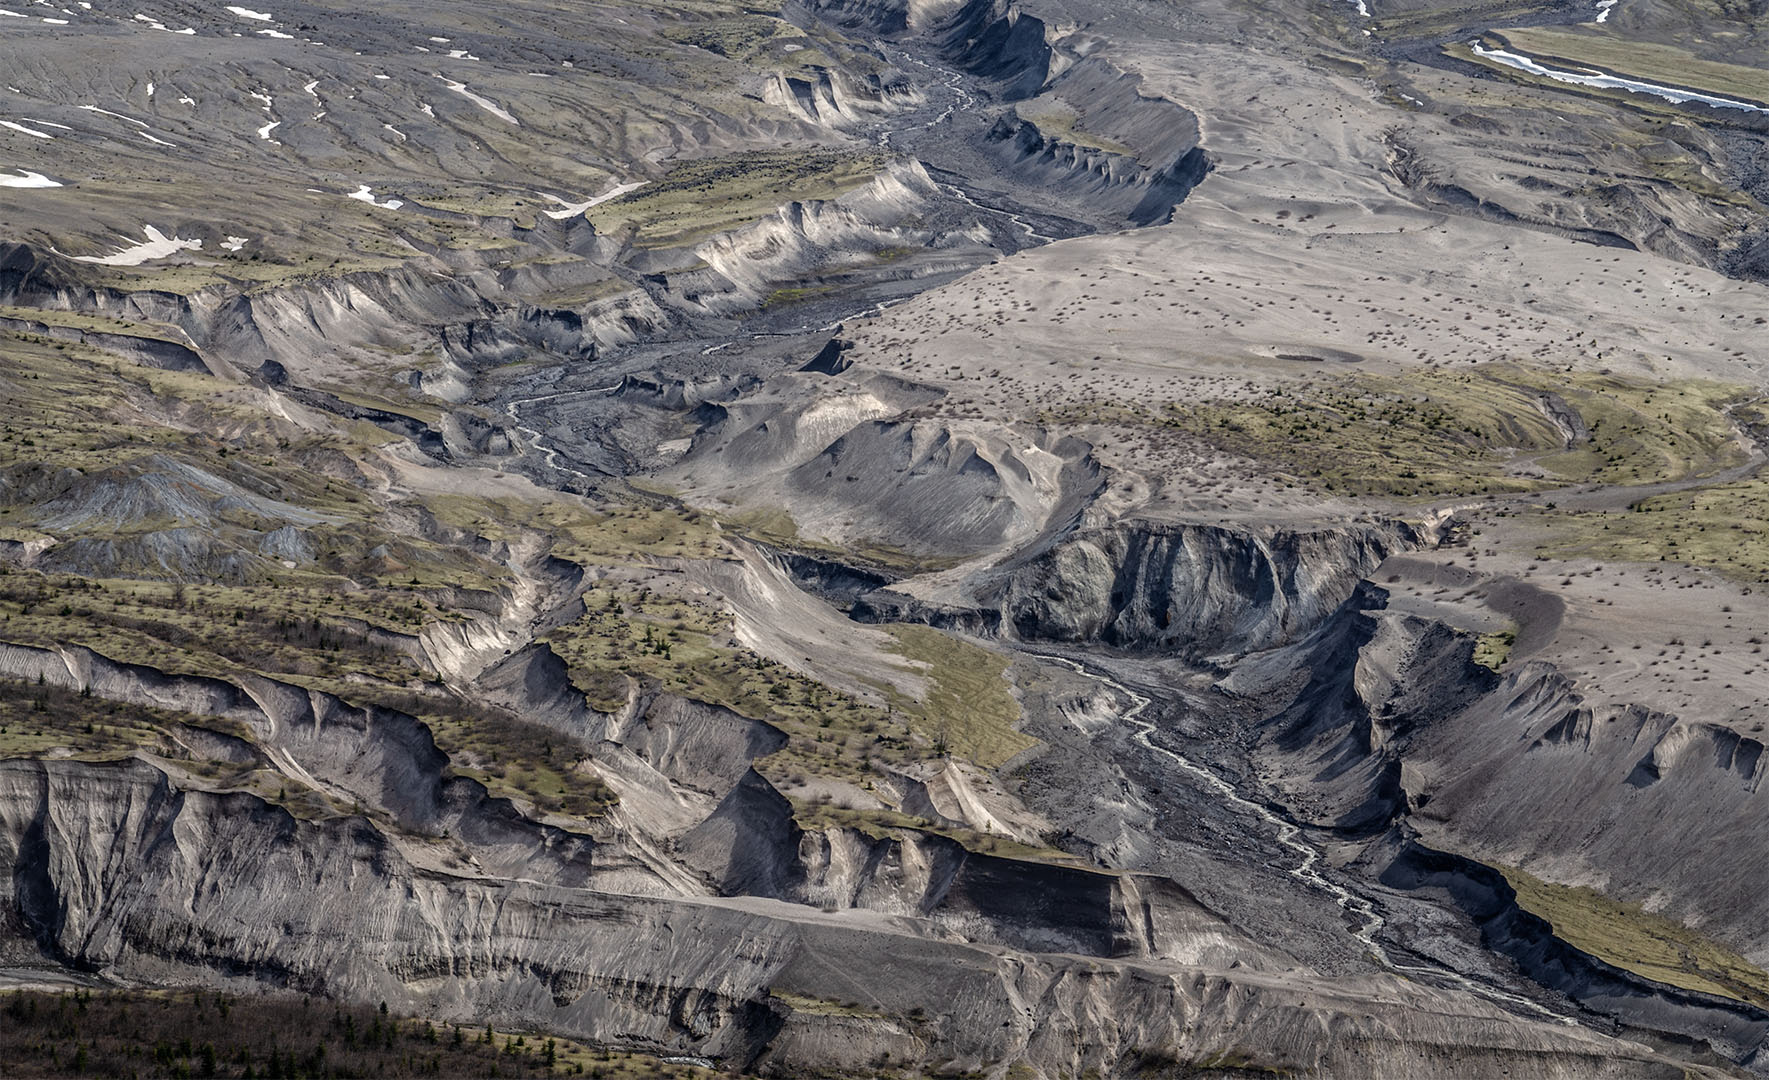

left=0, top=757, right=1699, bottom=1078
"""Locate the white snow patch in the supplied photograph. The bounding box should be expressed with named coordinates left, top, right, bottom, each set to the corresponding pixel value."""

left=382, top=123, right=405, bottom=141
left=1595, top=0, right=1618, bottom=20
left=540, top=180, right=647, bottom=219
left=446, top=49, right=479, bottom=60
left=0, top=168, right=59, bottom=187
left=427, top=36, right=448, bottom=42
left=257, top=119, right=279, bottom=140
left=77, top=103, right=175, bottom=144
left=41, top=15, right=67, bottom=22
left=220, top=235, right=248, bottom=251
left=346, top=184, right=402, bottom=209
left=0, top=8, right=24, bottom=14
left=69, top=225, right=201, bottom=265
left=435, top=76, right=516, bottom=123
left=224, top=5, right=272, bottom=19
left=177, top=95, right=194, bottom=105
left=418, top=102, right=434, bottom=117
left=81, top=104, right=149, bottom=126
left=256, top=27, right=290, bottom=37
left=0, top=119, right=55, bottom=139
left=146, top=81, right=155, bottom=96
left=133, top=13, right=194, bottom=33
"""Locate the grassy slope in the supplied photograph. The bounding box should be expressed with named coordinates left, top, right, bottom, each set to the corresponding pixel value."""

left=585, top=150, right=886, bottom=248
left=1500, top=865, right=1769, bottom=1008
left=1495, top=26, right=1769, bottom=106
left=0, top=327, right=1037, bottom=829
left=1531, top=478, right=1769, bottom=585
left=0, top=331, right=621, bottom=820
left=428, top=491, right=1035, bottom=786
left=1153, top=365, right=1744, bottom=498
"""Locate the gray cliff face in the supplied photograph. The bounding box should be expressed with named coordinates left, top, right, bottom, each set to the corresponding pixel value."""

left=1406, top=661, right=1769, bottom=964
left=1243, top=596, right=1769, bottom=1057
left=844, top=518, right=1416, bottom=662
left=0, top=758, right=1694, bottom=1078
left=0, top=628, right=1711, bottom=1077
left=983, top=519, right=1416, bottom=659
left=3, top=0, right=1766, bottom=1071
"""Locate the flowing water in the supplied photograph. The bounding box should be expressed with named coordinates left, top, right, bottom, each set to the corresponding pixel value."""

left=1036, top=652, right=1577, bottom=1024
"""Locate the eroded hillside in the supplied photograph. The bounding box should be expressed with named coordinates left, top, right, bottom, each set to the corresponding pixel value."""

left=1, top=0, right=1768, bottom=1076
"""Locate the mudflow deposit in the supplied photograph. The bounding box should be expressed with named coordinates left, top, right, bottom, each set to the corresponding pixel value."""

left=7, top=0, right=1769, bottom=1075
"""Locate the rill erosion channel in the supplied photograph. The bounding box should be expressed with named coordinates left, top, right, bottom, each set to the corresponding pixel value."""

left=9, top=0, right=1769, bottom=1076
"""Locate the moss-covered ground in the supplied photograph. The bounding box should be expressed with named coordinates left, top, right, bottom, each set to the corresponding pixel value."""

left=1152, top=364, right=1745, bottom=498
left=586, top=150, right=886, bottom=248
left=1500, top=864, right=1769, bottom=1008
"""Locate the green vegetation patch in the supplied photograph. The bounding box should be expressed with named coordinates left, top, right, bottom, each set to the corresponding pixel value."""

left=355, top=684, right=619, bottom=821
left=425, top=496, right=727, bottom=567
left=1500, top=865, right=1769, bottom=1008
left=586, top=150, right=885, bottom=247
left=1366, top=0, right=1557, bottom=39
left=0, top=305, right=190, bottom=345
left=661, top=13, right=809, bottom=64
left=1472, top=627, right=1517, bottom=671
left=766, top=988, right=889, bottom=1019
left=0, top=575, right=618, bottom=822
left=1530, top=477, right=1769, bottom=585
left=879, top=625, right=1034, bottom=770
left=1155, top=365, right=1745, bottom=498
left=0, top=674, right=196, bottom=761
left=1494, top=26, right=1769, bottom=107
left=536, top=541, right=1031, bottom=787
left=761, top=284, right=843, bottom=310
left=714, top=502, right=966, bottom=574
left=1012, top=102, right=1136, bottom=156
left=0, top=576, right=429, bottom=688
left=546, top=583, right=925, bottom=789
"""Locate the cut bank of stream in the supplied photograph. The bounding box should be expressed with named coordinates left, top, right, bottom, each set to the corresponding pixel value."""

left=1032, top=651, right=1577, bottom=1025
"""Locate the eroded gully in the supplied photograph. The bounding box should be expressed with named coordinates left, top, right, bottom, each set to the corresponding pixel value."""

left=492, top=25, right=1571, bottom=1029
left=1033, top=651, right=1576, bottom=1025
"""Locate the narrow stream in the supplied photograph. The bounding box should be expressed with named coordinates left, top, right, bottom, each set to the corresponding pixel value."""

left=504, top=388, right=618, bottom=482
left=1036, top=652, right=1576, bottom=1024
left=1469, top=41, right=1769, bottom=113
left=878, top=48, right=1054, bottom=245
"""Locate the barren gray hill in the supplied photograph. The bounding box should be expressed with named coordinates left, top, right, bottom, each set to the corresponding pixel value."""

left=1, top=0, right=1769, bottom=1076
